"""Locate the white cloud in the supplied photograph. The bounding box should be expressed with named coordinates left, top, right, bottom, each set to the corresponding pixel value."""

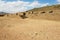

left=57, top=0, right=60, bottom=3
left=29, top=1, right=40, bottom=8
left=57, top=0, right=60, bottom=2
left=0, top=0, right=49, bottom=13
left=29, top=1, right=49, bottom=8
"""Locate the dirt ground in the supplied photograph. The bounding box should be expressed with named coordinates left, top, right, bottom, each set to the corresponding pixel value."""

left=0, top=17, right=60, bottom=40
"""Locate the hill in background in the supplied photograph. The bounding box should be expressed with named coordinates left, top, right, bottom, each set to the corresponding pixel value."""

left=22, top=4, right=60, bottom=21
left=0, top=4, right=60, bottom=21
left=0, top=4, right=60, bottom=40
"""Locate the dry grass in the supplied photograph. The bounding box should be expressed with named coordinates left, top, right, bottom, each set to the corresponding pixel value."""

left=0, top=17, right=60, bottom=40
left=24, top=5, right=60, bottom=21
left=0, top=4, right=60, bottom=40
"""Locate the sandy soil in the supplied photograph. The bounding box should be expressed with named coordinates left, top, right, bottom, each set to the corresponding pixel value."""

left=0, top=17, right=60, bottom=40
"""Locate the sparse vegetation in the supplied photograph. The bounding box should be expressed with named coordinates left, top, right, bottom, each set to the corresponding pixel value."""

left=20, top=12, right=28, bottom=19
left=41, top=11, right=45, bottom=14
left=0, top=4, right=60, bottom=40
left=49, top=10, right=53, bottom=13
left=16, top=13, right=18, bottom=15
left=0, top=14, right=5, bottom=17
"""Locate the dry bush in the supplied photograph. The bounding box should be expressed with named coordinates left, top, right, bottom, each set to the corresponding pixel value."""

left=0, top=14, right=6, bottom=17
left=16, top=13, right=18, bottom=15
left=20, top=12, right=28, bottom=19
left=41, top=11, right=45, bottom=14
left=49, top=11, right=53, bottom=13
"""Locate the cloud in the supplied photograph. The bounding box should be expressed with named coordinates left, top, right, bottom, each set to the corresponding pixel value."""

left=57, top=0, right=60, bottom=3
left=29, top=1, right=49, bottom=8
left=57, top=0, right=60, bottom=2
left=0, top=0, right=49, bottom=13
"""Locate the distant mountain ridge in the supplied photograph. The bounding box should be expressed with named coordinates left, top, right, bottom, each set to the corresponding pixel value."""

left=0, top=12, right=8, bottom=15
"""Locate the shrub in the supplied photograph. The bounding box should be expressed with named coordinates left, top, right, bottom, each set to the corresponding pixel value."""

left=20, top=13, right=28, bottom=19
left=49, top=11, right=53, bottom=13
left=41, top=11, right=45, bottom=14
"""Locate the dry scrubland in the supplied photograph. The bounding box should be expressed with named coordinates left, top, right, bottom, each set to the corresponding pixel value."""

left=0, top=5, right=60, bottom=40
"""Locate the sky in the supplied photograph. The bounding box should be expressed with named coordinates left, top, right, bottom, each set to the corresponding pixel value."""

left=0, top=0, right=60, bottom=13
